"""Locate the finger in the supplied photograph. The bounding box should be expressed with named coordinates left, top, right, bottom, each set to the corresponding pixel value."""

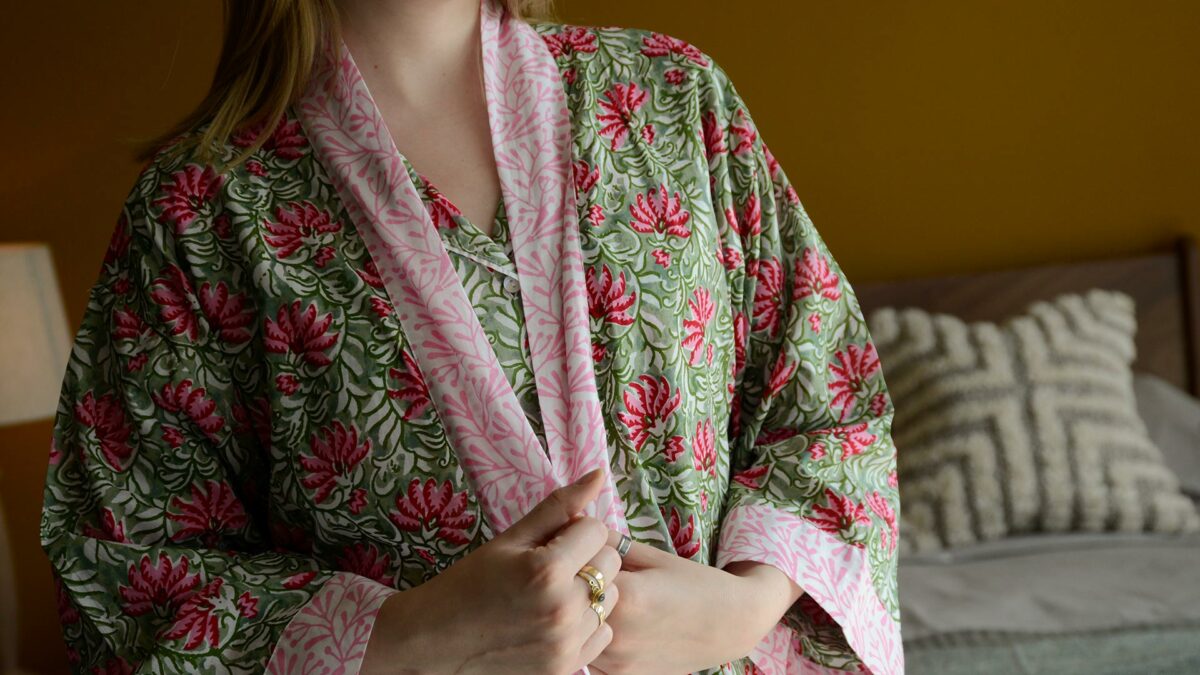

left=543, top=516, right=609, bottom=574
left=573, top=620, right=612, bottom=673
left=612, top=539, right=671, bottom=570
left=573, top=576, right=619, bottom=654
left=504, top=468, right=604, bottom=544
left=571, top=545, right=621, bottom=605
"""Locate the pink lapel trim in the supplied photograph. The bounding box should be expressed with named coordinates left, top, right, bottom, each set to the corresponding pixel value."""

left=295, top=0, right=627, bottom=536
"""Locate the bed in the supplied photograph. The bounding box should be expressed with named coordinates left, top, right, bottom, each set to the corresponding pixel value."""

left=854, top=237, right=1200, bottom=674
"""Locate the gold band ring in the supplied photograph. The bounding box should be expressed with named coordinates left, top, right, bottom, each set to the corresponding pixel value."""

left=590, top=599, right=606, bottom=627
left=576, top=564, right=606, bottom=603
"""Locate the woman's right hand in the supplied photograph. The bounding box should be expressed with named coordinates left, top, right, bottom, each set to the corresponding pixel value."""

left=361, top=467, right=622, bottom=675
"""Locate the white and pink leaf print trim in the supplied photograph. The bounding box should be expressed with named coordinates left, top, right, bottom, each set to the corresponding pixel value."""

left=295, top=0, right=627, bottom=539
left=266, top=572, right=399, bottom=674
left=716, top=504, right=904, bottom=675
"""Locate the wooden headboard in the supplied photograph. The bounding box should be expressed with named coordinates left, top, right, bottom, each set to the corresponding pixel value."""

left=854, top=237, right=1200, bottom=397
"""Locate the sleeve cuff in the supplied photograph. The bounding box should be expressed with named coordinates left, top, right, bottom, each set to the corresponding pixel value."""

left=715, top=503, right=904, bottom=675
left=266, top=571, right=400, bottom=674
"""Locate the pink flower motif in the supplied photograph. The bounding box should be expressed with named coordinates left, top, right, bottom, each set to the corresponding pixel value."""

left=159, top=578, right=225, bottom=651
left=264, top=201, right=342, bottom=263
left=198, top=281, right=255, bottom=343
left=213, top=212, right=233, bottom=238
left=732, top=465, right=769, bottom=490
left=692, top=419, right=716, bottom=477
left=586, top=204, right=605, bottom=227
left=720, top=245, right=742, bottom=272
left=74, top=391, right=134, bottom=471
left=264, top=301, right=340, bottom=367
left=732, top=311, right=749, bottom=379
left=370, top=296, right=394, bottom=319
left=390, top=478, right=478, bottom=545
left=573, top=160, right=600, bottom=194
left=663, top=507, right=701, bottom=559
left=764, top=353, right=798, bottom=400
left=651, top=248, right=671, bottom=268
left=563, top=68, right=577, bottom=85
left=808, top=312, right=822, bottom=334
left=793, top=248, right=842, bottom=301
left=357, top=259, right=384, bottom=289
left=811, top=422, right=877, bottom=460
left=866, top=491, right=898, bottom=552
left=282, top=571, right=318, bottom=589
left=232, top=116, right=309, bottom=160
left=245, top=160, right=266, bottom=177
left=336, top=543, right=395, bottom=586
left=828, top=343, right=882, bottom=422
left=388, top=351, right=432, bottom=421
left=237, top=591, right=258, bottom=618
left=592, top=342, right=607, bottom=364
left=597, top=82, right=648, bottom=150
left=756, top=428, right=800, bottom=446
left=752, top=257, right=784, bottom=336
left=641, top=124, right=656, bottom=144
left=81, top=507, right=128, bottom=543
left=168, top=480, right=249, bottom=546
left=682, top=288, right=715, bottom=366
left=888, top=471, right=899, bottom=488
left=701, top=111, right=727, bottom=161
left=54, top=575, right=80, bottom=626
left=586, top=265, right=637, bottom=327
left=730, top=110, right=757, bottom=155
left=300, top=421, right=371, bottom=504
left=275, top=374, right=299, bottom=395
left=629, top=185, right=691, bottom=238
left=119, top=553, right=200, bottom=617
left=349, top=487, right=368, bottom=514
left=640, top=33, right=709, bottom=66
left=870, top=392, right=890, bottom=417
left=543, top=26, right=598, bottom=58
left=151, top=164, right=225, bottom=234
left=664, top=69, right=686, bottom=85
left=663, top=435, right=686, bottom=463
left=153, top=380, right=225, bottom=441
left=111, top=307, right=145, bottom=341
left=150, top=264, right=200, bottom=341
left=617, top=375, right=681, bottom=452
left=809, top=441, right=828, bottom=461
left=738, top=193, right=763, bottom=239
left=420, top=179, right=462, bottom=230
left=806, top=488, right=871, bottom=542
left=162, top=426, right=185, bottom=448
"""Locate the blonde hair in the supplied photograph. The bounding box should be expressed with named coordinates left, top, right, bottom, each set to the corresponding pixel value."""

left=135, top=0, right=555, bottom=172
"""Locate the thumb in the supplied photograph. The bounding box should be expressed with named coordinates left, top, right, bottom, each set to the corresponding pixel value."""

left=504, top=467, right=604, bottom=544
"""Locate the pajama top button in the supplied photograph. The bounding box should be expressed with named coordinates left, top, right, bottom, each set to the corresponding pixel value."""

left=503, top=276, right=520, bottom=294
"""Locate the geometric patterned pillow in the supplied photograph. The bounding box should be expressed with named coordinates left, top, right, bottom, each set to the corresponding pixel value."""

left=867, top=289, right=1200, bottom=552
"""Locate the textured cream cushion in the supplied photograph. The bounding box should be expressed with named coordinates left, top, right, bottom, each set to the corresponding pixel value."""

left=868, top=289, right=1200, bottom=552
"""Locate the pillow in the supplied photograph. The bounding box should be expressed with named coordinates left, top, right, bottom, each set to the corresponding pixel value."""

left=867, top=289, right=1200, bottom=552
left=1133, top=372, right=1200, bottom=499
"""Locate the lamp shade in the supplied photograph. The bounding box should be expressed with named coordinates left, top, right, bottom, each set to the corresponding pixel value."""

left=0, top=243, right=70, bottom=427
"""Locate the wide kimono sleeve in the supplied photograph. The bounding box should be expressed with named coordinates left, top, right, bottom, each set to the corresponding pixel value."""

left=40, top=161, right=399, bottom=673
left=703, top=66, right=904, bottom=674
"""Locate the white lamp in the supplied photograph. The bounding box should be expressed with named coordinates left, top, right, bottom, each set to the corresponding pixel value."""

left=0, top=243, right=70, bottom=674
left=0, top=243, right=72, bottom=426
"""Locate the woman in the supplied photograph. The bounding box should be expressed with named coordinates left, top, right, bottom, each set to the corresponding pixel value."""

left=40, top=0, right=903, bottom=673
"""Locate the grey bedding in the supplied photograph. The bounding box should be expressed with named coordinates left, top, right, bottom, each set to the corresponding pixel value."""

left=899, top=533, right=1200, bottom=673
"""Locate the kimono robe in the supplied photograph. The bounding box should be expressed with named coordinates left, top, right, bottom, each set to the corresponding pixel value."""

left=40, top=3, right=903, bottom=673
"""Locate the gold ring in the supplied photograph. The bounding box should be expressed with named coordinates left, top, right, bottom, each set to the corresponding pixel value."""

left=576, top=564, right=605, bottom=603
left=590, top=599, right=606, bottom=627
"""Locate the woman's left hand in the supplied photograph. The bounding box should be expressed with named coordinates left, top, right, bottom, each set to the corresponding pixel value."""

left=590, top=533, right=803, bottom=675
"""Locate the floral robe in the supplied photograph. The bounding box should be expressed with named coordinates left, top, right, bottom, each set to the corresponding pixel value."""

left=41, top=9, right=903, bottom=675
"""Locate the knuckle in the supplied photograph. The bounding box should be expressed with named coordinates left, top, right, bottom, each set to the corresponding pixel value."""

left=597, top=545, right=622, bottom=575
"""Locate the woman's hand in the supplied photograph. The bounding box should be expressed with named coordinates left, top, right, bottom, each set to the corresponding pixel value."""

left=361, top=468, right=622, bottom=675
left=589, top=541, right=802, bottom=675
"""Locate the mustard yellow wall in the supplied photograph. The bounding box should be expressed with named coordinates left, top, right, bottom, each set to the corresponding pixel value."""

left=1, top=1, right=1197, bottom=672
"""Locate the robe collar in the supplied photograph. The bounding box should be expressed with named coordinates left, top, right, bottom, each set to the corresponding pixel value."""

left=296, top=0, right=628, bottom=536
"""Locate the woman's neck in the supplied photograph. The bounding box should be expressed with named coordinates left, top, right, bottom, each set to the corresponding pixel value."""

left=336, top=0, right=482, bottom=105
